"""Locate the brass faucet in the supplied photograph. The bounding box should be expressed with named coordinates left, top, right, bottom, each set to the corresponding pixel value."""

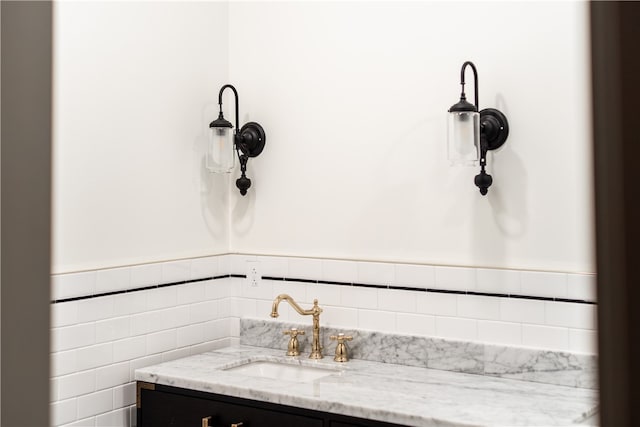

left=271, top=294, right=323, bottom=359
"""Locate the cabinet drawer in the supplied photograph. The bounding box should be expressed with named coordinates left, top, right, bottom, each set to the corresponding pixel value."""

left=139, top=386, right=322, bottom=427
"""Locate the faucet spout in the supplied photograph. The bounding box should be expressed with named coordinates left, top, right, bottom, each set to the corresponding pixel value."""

left=271, top=294, right=315, bottom=318
left=270, top=294, right=323, bottom=359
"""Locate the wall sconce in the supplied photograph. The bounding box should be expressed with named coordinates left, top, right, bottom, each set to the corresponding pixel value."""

left=207, top=84, right=266, bottom=196
left=448, top=61, right=509, bottom=195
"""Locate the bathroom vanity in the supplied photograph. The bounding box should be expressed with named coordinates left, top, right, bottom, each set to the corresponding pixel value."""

left=135, top=346, right=598, bottom=427
left=137, top=382, right=400, bottom=427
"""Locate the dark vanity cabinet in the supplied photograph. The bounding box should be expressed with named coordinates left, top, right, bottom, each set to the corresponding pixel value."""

left=137, top=382, right=404, bottom=427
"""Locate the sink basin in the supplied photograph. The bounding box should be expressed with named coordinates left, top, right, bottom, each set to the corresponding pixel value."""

left=224, top=361, right=338, bottom=382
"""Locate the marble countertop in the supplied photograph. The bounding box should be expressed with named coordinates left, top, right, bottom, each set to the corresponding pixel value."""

left=135, top=345, right=598, bottom=427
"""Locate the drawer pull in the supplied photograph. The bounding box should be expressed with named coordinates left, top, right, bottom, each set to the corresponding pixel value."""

left=231, top=423, right=244, bottom=427
left=202, top=416, right=212, bottom=427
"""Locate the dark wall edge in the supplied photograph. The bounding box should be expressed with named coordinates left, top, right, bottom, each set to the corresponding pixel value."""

left=591, top=2, right=640, bottom=426
left=1, top=2, right=52, bottom=425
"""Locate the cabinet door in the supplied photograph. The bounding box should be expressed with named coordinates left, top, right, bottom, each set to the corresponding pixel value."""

left=139, top=387, right=323, bottom=427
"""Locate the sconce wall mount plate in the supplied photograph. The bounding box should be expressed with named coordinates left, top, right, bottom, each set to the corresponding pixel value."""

left=479, top=108, right=509, bottom=151
left=238, top=122, right=266, bottom=157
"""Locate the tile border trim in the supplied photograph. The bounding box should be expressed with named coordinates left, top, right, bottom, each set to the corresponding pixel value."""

left=264, top=276, right=597, bottom=305
left=51, top=273, right=595, bottom=305
left=50, top=275, right=233, bottom=304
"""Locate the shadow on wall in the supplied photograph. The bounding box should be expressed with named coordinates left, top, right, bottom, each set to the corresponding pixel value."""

left=489, top=146, right=528, bottom=237
left=232, top=185, right=256, bottom=238
left=230, top=111, right=261, bottom=239
left=488, top=92, right=528, bottom=239
left=455, top=91, right=528, bottom=266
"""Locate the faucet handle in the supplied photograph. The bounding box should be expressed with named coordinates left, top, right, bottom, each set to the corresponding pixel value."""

left=283, top=328, right=305, bottom=356
left=283, top=328, right=305, bottom=337
left=330, top=333, right=353, bottom=342
left=329, top=333, right=353, bottom=362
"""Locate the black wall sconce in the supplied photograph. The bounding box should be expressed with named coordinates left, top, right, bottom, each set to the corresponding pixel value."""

left=207, top=84, right=266, bottom=196
left=447, top=61, right=509, bottom=195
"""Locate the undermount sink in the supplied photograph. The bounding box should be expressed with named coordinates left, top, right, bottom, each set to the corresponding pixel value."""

left=224, top=360, right=339, bottom=382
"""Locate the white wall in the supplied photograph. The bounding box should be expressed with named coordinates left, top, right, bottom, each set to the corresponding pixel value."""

left=228, top=1, right=594, bottom=273
left=53, top=1, right=594, bottom=274
left=52, top=1, right=231, bottom=274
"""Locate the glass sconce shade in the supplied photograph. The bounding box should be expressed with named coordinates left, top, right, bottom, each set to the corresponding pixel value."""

left=447, top=111, right=480, bottom=166
left=206, top=125, right=235, bottom=173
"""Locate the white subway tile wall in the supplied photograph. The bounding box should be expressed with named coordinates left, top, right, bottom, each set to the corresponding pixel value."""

left=52, top=271, right=97, bottom=300
left=434, top=266, right=477, bottom=292
left=356, top=261, right=394, bottom=286
left=378, top=289, right=416, bottom=313
left=129, top=263, right=163, bottom=288
left=545, top=301, right=598, bottom=330
left=322, top=306, right=359, bottom=328
left=62, top=418, right=96, bottom=427
left=160, top=260, right=192, bottom=283
left=396, top=313, right=437, bottom=336
left=394, top=263, right=435, bottom=289
left=358, top=309, right=396, bottom=332
left=478, top=320, right=523, bottom=346
left=256, top=255, right=289, bottom=277
left=340, top=286, right=378, bottom=309
left=96, top=268, right=131, bottom=294
left=190, top=256, right=220, bottom=280
left=321, top=259, right=358, bottom=283
left=567, top=273, right=597, bottom=302
left=51, top=256, right=235, bottom=427
left=96, top=408, right=129, bottom=427
left=240, top=274, right=274, bottom=300
left=457, top=295, right=501, bottom=321
left=522, top=324, right=570, bottom=350
left=499, top=298, right=546, bottom=324
left=435, top=316, right=479, bottom=341
left=52, top=398, right=77, bottom=425
left=476, top=268, right=521, bottom=295
left=521, top=271, right=568, bottom=299
left=569, top=328, right=599, bottom=354
left=305, top=283, right=341, bottom=306
left=415, top=292, right=458, bottom=317
left=228, top=254, right=257, bottom=275
left=51, top=254, right=597, bottom=426
left=288, top=257, right=323, bottom=280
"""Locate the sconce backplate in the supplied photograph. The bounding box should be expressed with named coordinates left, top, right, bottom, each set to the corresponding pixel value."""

left=238, top=122, right=266, bottom=157
left=480, top=108, right=509, bottom=151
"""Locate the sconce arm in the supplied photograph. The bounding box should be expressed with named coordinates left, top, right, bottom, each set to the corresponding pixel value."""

left=218, top=84, right=248, bottom=162
left=218, top=84, right=240, bottom=135
left=460, top=61, right=479, bottom=110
